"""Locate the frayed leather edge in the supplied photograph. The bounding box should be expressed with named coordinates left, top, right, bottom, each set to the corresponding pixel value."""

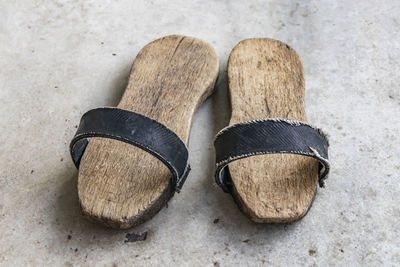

left=215, top=148, right=330, bottom=189
left=214, top=117, right=329, bottom=145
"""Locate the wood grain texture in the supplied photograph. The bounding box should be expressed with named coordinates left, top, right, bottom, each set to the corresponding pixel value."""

left=78, top=35, right=219, bottom=229
left=227, top=38, right=319, bottom=223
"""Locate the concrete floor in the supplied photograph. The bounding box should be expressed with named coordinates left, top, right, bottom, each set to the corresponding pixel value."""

left=0, top=0, right=399, bottom=266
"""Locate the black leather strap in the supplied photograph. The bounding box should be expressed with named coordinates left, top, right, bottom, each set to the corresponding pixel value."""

left=214, top=118, right=330, bottom=192
left=70, top=107, right=191, bottom=192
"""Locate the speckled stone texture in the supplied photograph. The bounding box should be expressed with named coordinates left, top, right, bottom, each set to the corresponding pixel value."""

left=0, top=0, right=399, bottom=266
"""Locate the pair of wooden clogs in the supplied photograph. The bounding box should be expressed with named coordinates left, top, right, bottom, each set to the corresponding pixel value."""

left=70, top=35, right=329, bottom=229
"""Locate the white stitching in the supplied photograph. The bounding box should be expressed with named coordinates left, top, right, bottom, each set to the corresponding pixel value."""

left=216, top=149, right=330, bottom=187
left=215, top=149, right=328, bottom=167
left=214, top=117, right=329, bottom=144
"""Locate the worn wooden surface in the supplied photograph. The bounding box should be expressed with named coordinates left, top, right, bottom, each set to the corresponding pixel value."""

left=227, top=38, right=319, bottom=223
left=78, top=35, right=219, bottom=228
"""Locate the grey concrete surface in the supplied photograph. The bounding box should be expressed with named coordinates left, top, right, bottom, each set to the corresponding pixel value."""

left=0, top=0, right=399, bottom=266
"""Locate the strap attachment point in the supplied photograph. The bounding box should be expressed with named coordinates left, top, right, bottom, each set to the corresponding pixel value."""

left=175, top=164, right=191, bottom=193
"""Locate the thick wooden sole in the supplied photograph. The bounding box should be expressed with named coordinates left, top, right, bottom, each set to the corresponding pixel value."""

left=77, top=35, right=219, bottom=229
left=227, top=38, right=319, bottom=223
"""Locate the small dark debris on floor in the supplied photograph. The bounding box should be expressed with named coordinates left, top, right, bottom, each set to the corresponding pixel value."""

left=31, top=170, right=34, bottom=174
left=224, top=244, right=230, bottom=253
left=60, top=158, right=63, bottom=162
left=213, top=218, right=219, bottom=224
left=243, top=239, right=250, bottom=243
left=213, top=261, right=220, bottom=267
left=112, top=53, right=116, bottom=56
left=124, top=232, right=147, bottom=243
left=339, top=248, right=344, bottom=253
left=67, top=235, right=72, bottom=240
left=309, top=249, right=317, bottom=256
left=74, top=248, right=78, bottom=252
left=74, top=125, right=78, bottom=128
